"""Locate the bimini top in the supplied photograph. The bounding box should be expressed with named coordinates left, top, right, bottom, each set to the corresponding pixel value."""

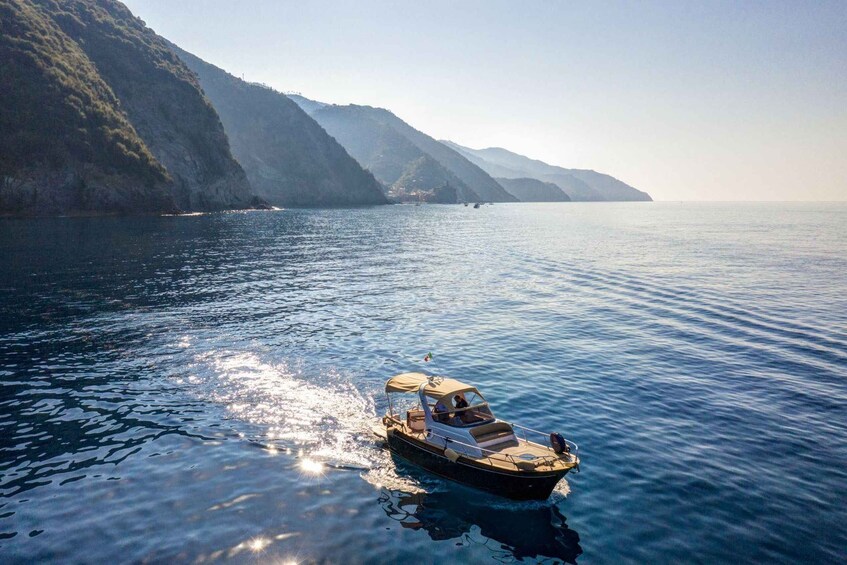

left=385, top=372, right=475, bottom=397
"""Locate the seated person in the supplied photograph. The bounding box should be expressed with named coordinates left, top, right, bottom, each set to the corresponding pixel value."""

left=433, top=400, right=450, bottom=423
left=453, top=394, right=471, bottom=424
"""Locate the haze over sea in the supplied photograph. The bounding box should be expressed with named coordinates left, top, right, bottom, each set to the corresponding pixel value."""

left=1, top=202, right=845, bottom=563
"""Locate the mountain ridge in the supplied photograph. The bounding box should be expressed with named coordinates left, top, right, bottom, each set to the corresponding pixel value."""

left=292, top=96, right=516, bottom=203
left=1, top=0, right=649, bottom=215
left=443, top=141, right=651, bottom=202
left=495, top=178, right=571, bottom=202
left=172, top=46, right=388, bottom=208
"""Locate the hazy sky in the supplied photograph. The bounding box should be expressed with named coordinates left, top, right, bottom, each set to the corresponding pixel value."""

left=123, top=0, right=846, bottom=201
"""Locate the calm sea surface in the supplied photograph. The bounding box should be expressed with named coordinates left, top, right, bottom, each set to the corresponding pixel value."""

left=1, top=203, right=845, bottom=563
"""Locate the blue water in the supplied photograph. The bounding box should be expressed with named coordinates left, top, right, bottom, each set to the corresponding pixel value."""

left=1, top=203, right=845, bottom=563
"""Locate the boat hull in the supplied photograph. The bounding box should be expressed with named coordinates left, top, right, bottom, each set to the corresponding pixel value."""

left=386, top=429, right=570, bottom=501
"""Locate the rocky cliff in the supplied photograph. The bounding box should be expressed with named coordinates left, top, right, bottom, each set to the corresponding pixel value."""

left=0, top=0, right=174, bottom=214
left=174, top=47, right=387, bottom=207
left=1, top=0, right=260, bottom=215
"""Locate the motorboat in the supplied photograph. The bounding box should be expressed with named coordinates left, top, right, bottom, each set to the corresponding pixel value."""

left=374, top=372, right=579, bottom=500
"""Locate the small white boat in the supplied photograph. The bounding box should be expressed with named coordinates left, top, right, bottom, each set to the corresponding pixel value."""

left=375, top=372, right=580, bottom=500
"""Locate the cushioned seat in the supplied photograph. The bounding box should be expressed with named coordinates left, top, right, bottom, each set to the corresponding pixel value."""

left=407, top=409, right=426, bottom=432
left=470, top=421, right=515, bottom=444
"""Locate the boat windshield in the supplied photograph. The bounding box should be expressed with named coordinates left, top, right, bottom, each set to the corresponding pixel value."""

left=427, top=390, right=494, bottom=427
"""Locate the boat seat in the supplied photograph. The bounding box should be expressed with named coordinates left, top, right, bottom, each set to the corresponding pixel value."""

left=470, top=421, right=515, bottom=445
left=407, top=409, right=426, bottom=432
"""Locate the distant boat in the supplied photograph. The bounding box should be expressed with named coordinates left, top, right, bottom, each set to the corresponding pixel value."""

left=473, top=203, right=481, bottom=209
left=374, top=372, right=580, bottom=500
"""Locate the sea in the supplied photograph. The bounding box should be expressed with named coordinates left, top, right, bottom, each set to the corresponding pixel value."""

left=1, top=202, right=845, bottom=563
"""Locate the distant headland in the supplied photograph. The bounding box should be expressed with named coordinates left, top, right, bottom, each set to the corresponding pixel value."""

left=0, top=0, right=651, bottom=216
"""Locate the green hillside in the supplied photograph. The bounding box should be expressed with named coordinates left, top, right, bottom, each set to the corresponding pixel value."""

left=1, top=0, right=260, bottom=215
left=0, top=0, right=173, bottom=214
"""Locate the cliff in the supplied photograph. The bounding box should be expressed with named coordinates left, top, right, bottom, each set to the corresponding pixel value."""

left=174, top=47, right=388, bottom=207
left=1, top=0, right=260, bottom=215
left=0, top=0, right=173, bottom=214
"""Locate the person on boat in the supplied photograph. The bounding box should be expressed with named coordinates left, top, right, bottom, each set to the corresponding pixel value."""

left=433, top=400, right=450, bottom=423
left=453, top=394, right=471, bottom=425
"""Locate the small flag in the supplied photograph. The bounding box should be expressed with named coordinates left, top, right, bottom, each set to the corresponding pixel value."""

left=423, top=352, right=433, bottom=362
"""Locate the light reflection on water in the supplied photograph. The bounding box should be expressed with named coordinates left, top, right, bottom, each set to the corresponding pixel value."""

left=1, top=203, right=846, bottom=563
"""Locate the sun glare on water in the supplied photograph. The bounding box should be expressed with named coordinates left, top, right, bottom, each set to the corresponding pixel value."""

left=249, top=537, right=270, bottom=552
left=299, top=458, right=325, bottom=475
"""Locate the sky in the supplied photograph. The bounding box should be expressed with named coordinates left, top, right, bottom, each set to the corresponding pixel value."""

left=122, top=0, right=846, bottom=201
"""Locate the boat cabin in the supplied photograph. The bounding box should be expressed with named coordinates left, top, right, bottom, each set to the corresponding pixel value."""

left=384, top=372, right=518, bottom=457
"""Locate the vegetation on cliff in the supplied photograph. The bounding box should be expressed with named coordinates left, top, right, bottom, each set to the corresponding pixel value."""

left=36, top=0, right=256, bottom=211
left=1, top=0, right=259, bottom=215
left=0, top=0, right=173, bottom=214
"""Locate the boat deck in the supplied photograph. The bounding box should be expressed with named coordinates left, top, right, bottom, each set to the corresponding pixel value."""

left=385, top=421, right=578, bottom=473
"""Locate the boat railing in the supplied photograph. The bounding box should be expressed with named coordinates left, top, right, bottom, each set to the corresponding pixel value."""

left=506, top=421, right=579, bottom=455
left=384, top=412, right=578, bottom=466
left=424, top=429, right=535, bottom=467
left=424, top=428, right=572, bottom=469
left=385, top=413, right=405, bottom=426
left=421, top=408, right=578, bottom=455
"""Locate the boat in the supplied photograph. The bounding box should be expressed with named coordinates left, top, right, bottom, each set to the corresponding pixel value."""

left=374, top=372, right=579, bottom=500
